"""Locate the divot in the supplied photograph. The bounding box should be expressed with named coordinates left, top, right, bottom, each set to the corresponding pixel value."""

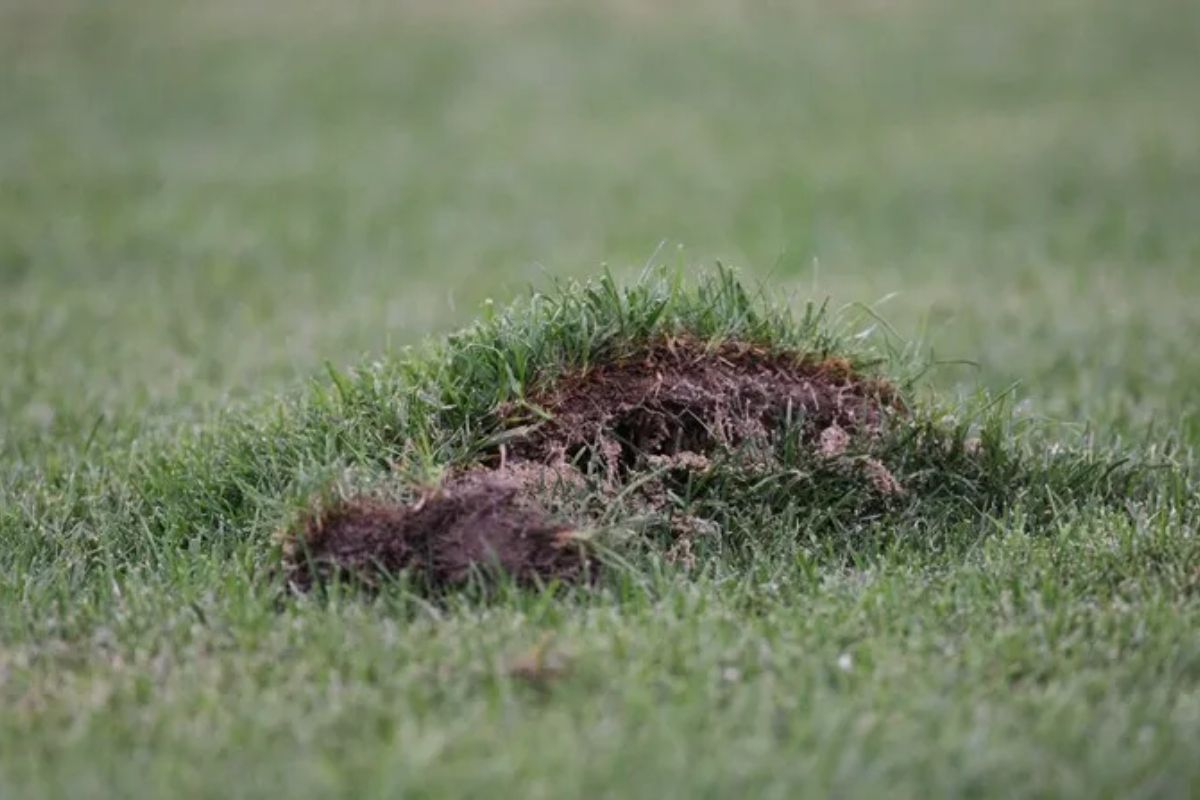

left=282, top=337, right=907, bottom=592
left=501, top=337, right=902, bottom=481
left=283, top=469, right=589, bottom=592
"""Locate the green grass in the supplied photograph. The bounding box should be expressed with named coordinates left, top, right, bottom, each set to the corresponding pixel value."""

left=3, top=0, right=1200, bottom=797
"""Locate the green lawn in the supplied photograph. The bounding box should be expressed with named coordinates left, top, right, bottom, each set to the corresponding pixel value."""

left=2, top=1, right=1199, bottom=796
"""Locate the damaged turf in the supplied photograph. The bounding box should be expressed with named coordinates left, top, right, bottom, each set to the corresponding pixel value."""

left=108, top=269, right=1150, bottom=598
left=502, top=337, right=903, bottom=482
left=283, top=468, right=590, bottom=592
left=283, top=337, right=907, bottom=592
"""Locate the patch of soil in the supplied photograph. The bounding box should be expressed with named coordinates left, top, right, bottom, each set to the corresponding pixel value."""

left=501, top=337, right=903, bottom=481
left=283, top=337, right=905, bottom=592
left=283, top=469, right=589, bottom=592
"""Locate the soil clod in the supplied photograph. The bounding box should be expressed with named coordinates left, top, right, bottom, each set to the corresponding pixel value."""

left=283, top=470, right=589, bottom=592
left=502, top=338, right=901, bottom=481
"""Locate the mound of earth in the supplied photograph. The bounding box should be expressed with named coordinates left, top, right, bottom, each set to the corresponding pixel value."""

left=282, top=338, right=905, bottom=592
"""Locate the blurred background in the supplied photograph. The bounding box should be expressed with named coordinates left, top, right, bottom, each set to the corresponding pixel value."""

left=2, top=0, right=1198, bottom=453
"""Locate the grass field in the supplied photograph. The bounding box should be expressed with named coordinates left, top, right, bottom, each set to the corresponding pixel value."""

left=3, top=0, right=1200, bottom=796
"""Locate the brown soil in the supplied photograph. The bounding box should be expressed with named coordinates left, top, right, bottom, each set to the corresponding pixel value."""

left=283, top=469, right=589, bottom=592
left=282, top=337, right=904, bottom=592
left=501, top=337, right=902, bottom=481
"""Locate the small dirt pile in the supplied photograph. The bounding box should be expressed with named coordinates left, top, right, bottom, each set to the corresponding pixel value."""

left=283, top=467, right=589, bottom=591
left=282, top=338, right=904, bottom=592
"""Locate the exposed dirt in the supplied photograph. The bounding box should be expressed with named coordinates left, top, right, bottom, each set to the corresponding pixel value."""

left=283, top=337, right=905, bottom=592
left=501, top=337, right=903, bottom=481
left=283, top=469, right=589, bottom=592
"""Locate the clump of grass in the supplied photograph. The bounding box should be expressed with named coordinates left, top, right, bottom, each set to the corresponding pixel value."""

left=116, top=268, right=852, bottom=551
left=17, top=267, right=1188, bottom=595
